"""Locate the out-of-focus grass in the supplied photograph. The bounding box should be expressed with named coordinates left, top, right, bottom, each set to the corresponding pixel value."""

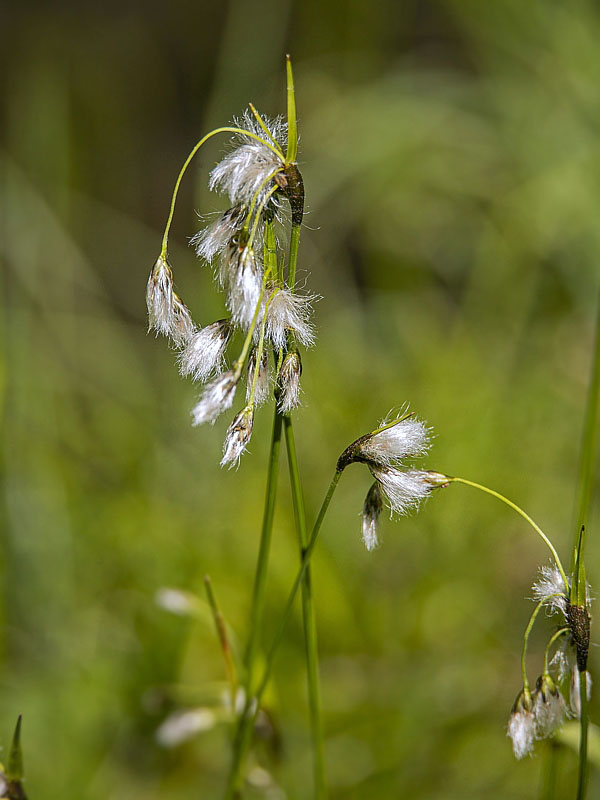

left=1, top=1, right=599, bottom=797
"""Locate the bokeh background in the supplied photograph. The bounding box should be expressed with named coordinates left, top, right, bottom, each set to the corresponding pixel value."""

left=2, top=0, right=600, bottom=797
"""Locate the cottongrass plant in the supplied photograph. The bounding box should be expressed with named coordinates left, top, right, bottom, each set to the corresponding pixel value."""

left=148, top=59, right=596, bottom=799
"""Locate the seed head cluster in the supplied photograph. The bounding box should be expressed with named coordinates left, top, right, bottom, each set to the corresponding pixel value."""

left=147, top=103, right=315, bottom=466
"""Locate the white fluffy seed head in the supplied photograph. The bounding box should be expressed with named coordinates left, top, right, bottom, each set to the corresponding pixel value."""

left=532, top=565, right=569, bottom=618
left=247, top=347, right=271, bottom=406
left=226, top=247, right=264, bottom=331
left=362, top=482, right=383, bottom=551
left=146, top=256, right=195, bottom=347
left=370, top=467, right=439, bottom=517
left=359, top=415, right=430, bottom=467
left=178, top=320, right=232, bottom=383
left=192, top=205, right=246, bottom=264
left=146, top=255, right=174, bottom=337
left=156, top=708, right=217, bottom=748
left=265, top=288, right=316, bottom=350
left=277, top=350, right=302, bottom=413
left=533, top=674, right=566, bottom=739
left=508, top=690, right=536, bottom=759
left=209, top=112, right=286, bottom=207
left=221, top=405, right=254, bottom=469
left=191, top=370, right=238, bottom=426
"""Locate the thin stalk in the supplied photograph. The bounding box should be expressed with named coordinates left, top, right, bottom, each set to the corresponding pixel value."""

left=449, top=477, right=568, bottom=589
left=225, top=469, right=342, bottom=799
left=243, top=407, right=283, bottom=690
left=204, top=575, right=238, bottom=711
left=284, top=414, right=328, bottom=799
left=577, top=669, right=589, bottom=800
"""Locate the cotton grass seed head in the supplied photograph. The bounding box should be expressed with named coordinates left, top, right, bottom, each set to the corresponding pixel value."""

left=362, top=481, right=383, bottom=551
left=508, top=689, right=536, bottom=759
left=146, top=255, right=195, bottom=346
left=192, top=205, right=246, bottom=264
left=277, top=350, right=302, bottom=413
left=265, top=287, right=316, bottom=350
left=191, top=369, right=238, bottom=426
left=359, top=414, right=430, bottom=467
left=226, top=246, right=264, bottom=331
left=532, top=564, right=569, bottom=618
left=221, top=405, right=254, bottom=468
left=209, top=112, right=286, bottom=207
left=178, top=320, right=232, bottom=383
left=369, top=467, right=444, bottom=517
left=533, top=674, right=566, bottom=739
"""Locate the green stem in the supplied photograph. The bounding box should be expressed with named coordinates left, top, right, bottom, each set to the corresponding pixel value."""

left=225, top=469, right=342, bottom=799
left=284, top=414, right=328, bottom=799
left=285, top=55, right=298, bottom=164
left=449, top=477, right=568, bottom=589
left=577, top=668, right=589, bottom=800
left=243, top=407, right=283, bottom=688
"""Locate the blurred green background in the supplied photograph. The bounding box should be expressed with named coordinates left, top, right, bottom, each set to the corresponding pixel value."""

left=2, top=0, right=600, bottom=797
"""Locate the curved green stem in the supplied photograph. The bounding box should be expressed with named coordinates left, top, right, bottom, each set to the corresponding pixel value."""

left=284, top=414, right=328, bottom=799
left=160, top=126, right=282, bottom=257
left=449, top=477, right=568, bottom=589
left=225, top=469, right=342, bottom=799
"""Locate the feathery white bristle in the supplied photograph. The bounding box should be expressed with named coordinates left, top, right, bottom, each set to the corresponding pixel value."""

left=191, top=370, right=238, bottom=426
left=277, top=351, right=302, bottom=413
left=266, top=288, right=316, bottom=350
left=370, top=467, right=435, bottom=516
left=221, top=406, right=254, bottom=468
left=359, top=417, right=430, bottom=467
left=362, top=482, right=382, bottom=551
left=178, top=320, right=232, bottom=383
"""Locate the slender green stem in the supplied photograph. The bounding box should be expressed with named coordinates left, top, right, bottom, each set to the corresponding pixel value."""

left=225, top=469, right=342, bottom=799
left=284, top=414, right=328, bottom=799
left=243, top=407, right=283, bottom=688
left=204, top=575, right=238, bottom=711
left=449, top=477, right=568, bottom=589
left=577, top=668, right=589, bottom=800
left=160, top=126, right=282, bottom=257
left=572, top=289, right=600, bottom=578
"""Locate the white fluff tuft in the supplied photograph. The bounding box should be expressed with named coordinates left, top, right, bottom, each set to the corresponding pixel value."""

left=178, top=320, right=232, bottom=383
left=277, top=351, right=302, bottom=413
left=370, top=467, right=435, bottom=516
left=266, top=288, right=316, bottom=350
left=531, top=565, right=569, bottom=617
left=362, top=482, right=382, bottom=551
left=221, top=406, right=254, bottom=469
left=191, top=370, right=238, bottom=426
left=146, top=255, right=195, bottom=346
left=359, top=416, right=430, bottom=467
left=192, top=205, right=246, bottom=263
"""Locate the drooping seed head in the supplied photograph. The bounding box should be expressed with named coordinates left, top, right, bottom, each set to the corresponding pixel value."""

left=221, top=405, right=254, bottom=468
left=156, top=708, right=217, bottom=748
left=191, top=369, right=238, bottom=426
left=265, top=287, right=316, bottom=350
left=209, top=111, right=286, bottom=207
left=277, top=350, right=302, bottom=413
left=507, top=689, right=536, bottom=759
left=362, top=481, right=383, bottom=551
left=147, top=255, right=194, bottom=346
left=533, top=674, right=566, bottom=739
left=369, top=467, right=446, bottom=517
left=178, top=319, right=232, bottom=383
left=226, top=246, right=264, bottom=331
left=192, top=205, right=246, bottom=264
